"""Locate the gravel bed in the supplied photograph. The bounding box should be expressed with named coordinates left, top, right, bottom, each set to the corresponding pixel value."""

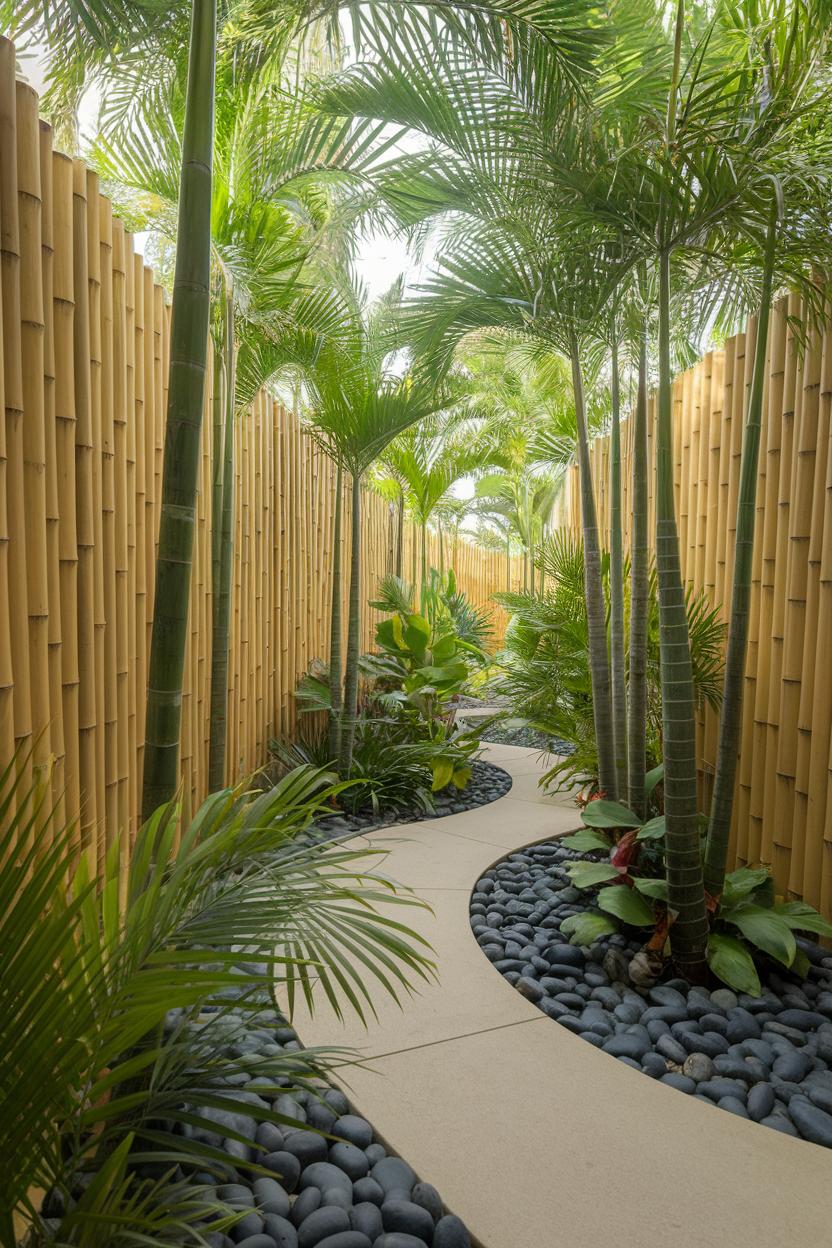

left=475, top=720, right=574, bottom=754
left=452, top=694, right=509, bottom=710
left=306, top=760, right=511, bottom=846
left=471, top=837, right=832, bottom=1147
left=58, top=1005, right=472, bottom=1248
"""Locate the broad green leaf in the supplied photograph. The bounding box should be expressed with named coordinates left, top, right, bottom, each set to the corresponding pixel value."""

left=774, top=901, right=832, bottom=939
left=566, top=861, right=619, bottom=890
left=560, top=911, right=619, bottom=946
left=597, top=885, right=655, bottom=926
left=404, top=614, right=430, bottom=654
left=431, top=759, right=454, bottom=791
left=633, top=877, right=668, bottom=901
left=560, top=829, right=612, bottom=852
left=581, top=800, right=643, bottom=829
left=722, top=867, right=772, bottom=906
left=419, top=662, right=468, bottom=685
left=721, top=905, right=796, bottom=968
left=707, top=932, right=762, bottom=996
left=451, top=766, right=472, bottom=790
left=636, top=815, right=666, bottom=842
left=791, top=948, right=811, bottom=979
left=375, top=618, right=397, bottom=650
left=645, top=763, right=664, bottom=797
left=431, top=635, right=456, bottom=663
left=392, top=614, right=406, bottom=649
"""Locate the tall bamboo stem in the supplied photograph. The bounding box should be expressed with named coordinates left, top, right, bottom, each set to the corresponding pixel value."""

left=627, top=330, right=649, bottom=816
left=142, top=0, right=216, bottom=820
left=657, top=248, right=709, bottom=976
left=208, top=290, right=235, bottom=791
left=609, top=335, right=628, bottom=799
left=338, top=473, right=362, bottom=776
left=569, top=328, right=617, bottom=798
left=704, top=197, right=778, bottom=898
left=328, top=463, right=343, bottom=761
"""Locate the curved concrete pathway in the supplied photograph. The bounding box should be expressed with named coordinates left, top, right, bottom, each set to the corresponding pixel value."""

left=293, top=741, right=832, bottom=1247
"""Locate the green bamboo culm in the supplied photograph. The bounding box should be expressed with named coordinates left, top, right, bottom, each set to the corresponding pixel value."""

left=569, top=329, right=617, bottom=799
left=657, top=248, right=709, bottom=977
left=704, top=195, right=779, bottom=899
left=627, top=330, right=650, bottom=817
left=208, top=291, right=235, bottom=791
left=328, top=465, right=344, bottom=763
left=656, top=0, right=709, bottom=978
left=609, top=334, right=628, bottom=798
left=338, top=473, right=362, bottom=776
left=142, top=0, right=216, bottom=821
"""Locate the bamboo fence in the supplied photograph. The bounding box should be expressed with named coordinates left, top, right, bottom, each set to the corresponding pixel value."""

left=0, top=40, right=525, bottom=873
left=556, top=293, right=832, bottom=920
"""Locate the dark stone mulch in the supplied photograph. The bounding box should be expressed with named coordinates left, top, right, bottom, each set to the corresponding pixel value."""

left=471, top=837, right=832, bottom=1148
left=475, top=720, right=575, bottom=754
left=307, top=760, right=512, bottom=847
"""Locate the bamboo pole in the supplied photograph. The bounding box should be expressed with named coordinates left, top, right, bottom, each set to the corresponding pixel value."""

left=1, top=43, right=33, bottom=801
left=52, top=150, right=80, bottom=833
left=40, top=118, right=68, bottom=832
left=72, top=161, right=96, bottom=859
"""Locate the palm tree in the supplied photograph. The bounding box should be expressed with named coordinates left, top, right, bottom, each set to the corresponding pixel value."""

left=309, top=0, right=832, bottom=973
left=378, top=416, right=492, bottom=596
left=290, top=277, right=450, bottom=774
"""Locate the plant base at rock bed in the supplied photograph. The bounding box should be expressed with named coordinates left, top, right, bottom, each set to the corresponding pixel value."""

left=471, top=837, right=832, bottom=1148
left=303, top=760, right=512, bottom=847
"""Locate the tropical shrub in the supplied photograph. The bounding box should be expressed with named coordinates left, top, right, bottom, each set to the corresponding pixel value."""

left=495, top=534, right=725, bottom=795
left=280, top=569, right=490, bottom=814
left=2, top=758, right=432, bottom=1245
left=559, top=796, right=832, bottom=995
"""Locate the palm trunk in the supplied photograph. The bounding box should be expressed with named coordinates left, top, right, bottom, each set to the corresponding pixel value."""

left=338, top=473, right=362, bottom=776
left=420, top=519, right=427, bottom=598
left=395, top=491, right=404, bottom=577
left=627, top=329, right=650, bottom=817
left=569, top=329, right=617, bottom=799
left=141, top=0, right=216, bottom=821
left=208, top=289, right=234, bottom=791
left=657, top=248, right=709, bottom=978
left=704, top=198, right=778, bottom=899
left=609, top=336, right=628, bottom=800
left=328, top=465, right=344, bottom=762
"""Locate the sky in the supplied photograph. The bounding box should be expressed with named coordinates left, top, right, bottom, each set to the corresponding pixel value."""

left=16, top=39, right=424, bottom=302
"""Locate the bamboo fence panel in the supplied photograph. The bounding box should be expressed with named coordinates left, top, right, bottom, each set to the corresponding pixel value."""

left=557, top=291, right=832, bottom=920
left=0, top=39, right=524, bottom=879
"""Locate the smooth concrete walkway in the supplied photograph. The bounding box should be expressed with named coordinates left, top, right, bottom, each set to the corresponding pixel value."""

left=292, top=742, right=832, bottom=1248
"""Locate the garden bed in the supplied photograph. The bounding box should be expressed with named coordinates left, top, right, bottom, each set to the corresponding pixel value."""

left=306, top=759, right=512, bottom=846
left=471, top=837, right=832, bottom=1148
left=48, top=1003, right=472, bottom=1248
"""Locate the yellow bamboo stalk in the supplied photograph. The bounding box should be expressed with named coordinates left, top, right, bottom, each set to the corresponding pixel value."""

left=72, top=161, right=97, bottom=859
left=0, top=44, right=15, bottom=789
left=112, top=219, right=130, bottom=847
left=39, top=117, right=66, bottom=830
left=98, top=195, right=118, bottom=846
left=51, top=150, right=79, bottom=833
left=1, top=46, right=34, bottom=801
left=17, top=81, right=52, bottom=816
